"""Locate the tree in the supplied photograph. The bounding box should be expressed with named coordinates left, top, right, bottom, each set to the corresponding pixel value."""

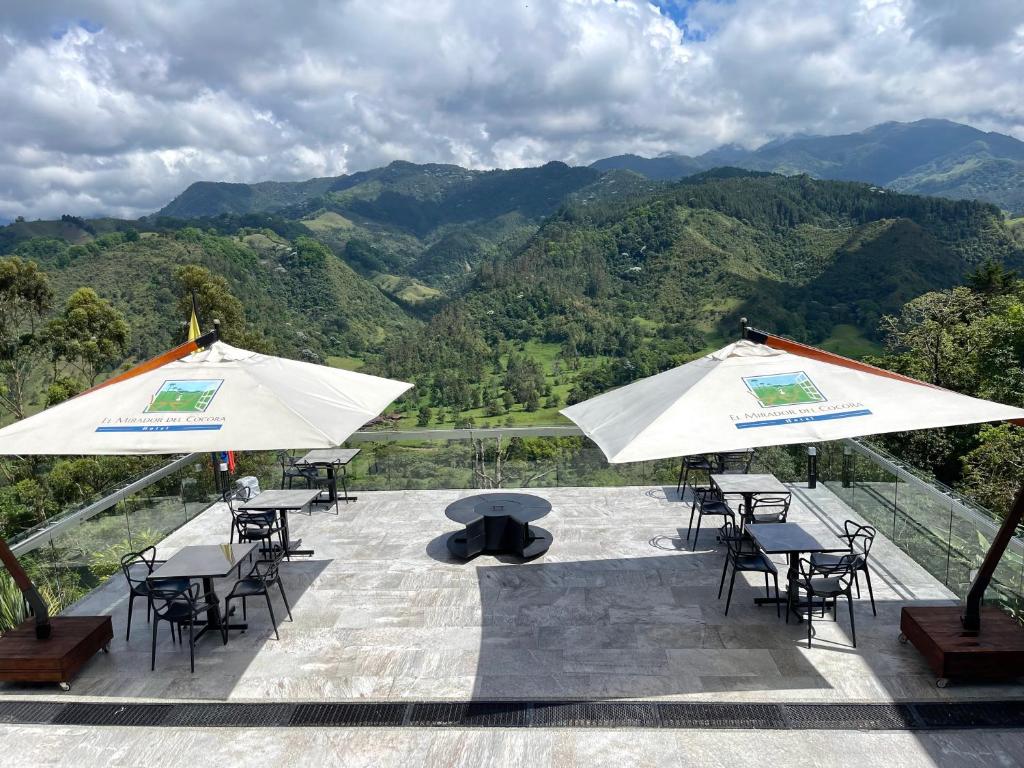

left=47, top=288, right=130, bottom=387
left=501, top=391, right=515, bottom=412
left=416, top=405, right=433, bottom=427
left=174, top=264, right=271, bottom=351
left=525, top=389, right=540, bottom=412
left=0, top=257, right=53, bottom=419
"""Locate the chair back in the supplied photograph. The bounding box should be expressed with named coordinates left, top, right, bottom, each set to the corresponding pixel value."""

left=120, top=546, right=159, bottom=590
left=843, top=521, right=876, bottom=560
left=717, top=450, right=754, bottom=474
left=748, top=494, right=791, bottom=523
left=149, top=582, right=200, bottom=620
left=722, top=520, right=757, bottom=559
left=251, top=548, right=286, bottom=586
left=234, top=510, right=277, bottom=541
left=798, top=554, right=857, bottom=592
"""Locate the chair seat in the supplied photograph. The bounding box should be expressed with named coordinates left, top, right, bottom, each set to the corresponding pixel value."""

left=748, top=513, right=785, bottom=524
left=699, top=500, right=733, bottom=516
left=137, top=577, right=190, bottom=597
left=229, top=578, right=272, bottom=598
left=161, top=601, right=208, bottom=622
left=810, top=552, right=863, bottom=570
left=805, top=576, right=847, bottom=596
left=733, top=552, right=777, bottom=574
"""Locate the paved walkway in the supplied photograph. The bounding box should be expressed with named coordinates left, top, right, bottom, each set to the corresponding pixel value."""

left=5, top=483, right=1017, bottom=704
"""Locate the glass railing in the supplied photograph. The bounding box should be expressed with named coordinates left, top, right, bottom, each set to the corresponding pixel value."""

left=4, top=427, right=1021, bottom=632
left=2, top=453, right=221, bottom=626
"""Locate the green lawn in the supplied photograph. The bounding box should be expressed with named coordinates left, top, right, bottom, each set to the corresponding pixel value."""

left=820, top=324, right=882, bottom=359
left=327, top=355, right=366, bottom=371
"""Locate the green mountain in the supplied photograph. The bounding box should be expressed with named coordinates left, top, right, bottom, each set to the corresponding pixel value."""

left=4, top=227, right=412, bottom=364
left=5, top=164, right=1022, bottom=429
left=592, top=120, right=1024, bottom=214
left=157, top=160, right=604, bottom=287
left=379, top=172, right=1023, bottom=400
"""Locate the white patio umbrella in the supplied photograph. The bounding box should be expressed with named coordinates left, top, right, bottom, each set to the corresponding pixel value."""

left=561, top=337, right=1024, bottom=464
left=0, top=340, right=412, bottom=455
left=561, top=326, right=1024, bottom=638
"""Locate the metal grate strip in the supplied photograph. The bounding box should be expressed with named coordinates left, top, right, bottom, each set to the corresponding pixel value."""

left=52, top=702, right=170, bottom=727
left=0, top=698, right=1021, bottom=730
left=162, top=703, right=295, bottom=727
left=289, top=702, right=406, bottom=727
left=658, top=702, right=785, bottom=729
left=0, top=700, right=64, bottom=724
left=785, top=703, right=917, bottom=730
left=532, top=701, right=659, bottom=728
left=914, top=701, right=1024, bottom=729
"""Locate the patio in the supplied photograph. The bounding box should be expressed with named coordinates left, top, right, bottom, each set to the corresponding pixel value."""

left=2, top=482, right=1017, bottom=704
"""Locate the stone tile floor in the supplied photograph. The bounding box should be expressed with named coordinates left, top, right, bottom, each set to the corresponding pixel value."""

left=3, top=482, right=1020, bottom=705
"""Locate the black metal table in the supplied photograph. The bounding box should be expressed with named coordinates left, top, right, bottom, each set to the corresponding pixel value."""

left=239, top=488, right=321, bottom=557
left=745, top=522, right=849, bottom=619
left=445, top=493, right=553, bottom=560
left=149, top=543, right=257, bottom=642
left=298, top=448, right=360, bottom=506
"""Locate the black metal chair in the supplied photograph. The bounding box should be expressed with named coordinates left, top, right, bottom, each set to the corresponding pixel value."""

left=716, top=450, right=754, bottom=474
left=149, top=582, right=220, bottom=673
left=811, top=521, right=877, bottom=616
left=233, top=509, right=287, bottom=562
left=224, top=549, right=293, bottom=640
left=120, top=547, right=189, bottom=642
left=676, top=454, right=713, bottom=499
left=279, top=452, right=317, bottom=489
left=715, top=449, right=755, bottom=514
left=793, top=555, right=858, bottom=648
left=745, top=494, right=791, bottom=525
left=719, top=520, right=780, bottom=617
left=687, top=486, right=735, bottom=551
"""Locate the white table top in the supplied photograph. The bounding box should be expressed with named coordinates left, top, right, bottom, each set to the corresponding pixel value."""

left=298, top=448, right=360, bottom=465
left=710, top=473, right=789, bottom=495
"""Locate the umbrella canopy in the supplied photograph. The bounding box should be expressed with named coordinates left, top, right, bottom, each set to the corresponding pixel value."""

left=561, top=337, right=1024, bottom=463
left=0, top=341, right=412, bottom=455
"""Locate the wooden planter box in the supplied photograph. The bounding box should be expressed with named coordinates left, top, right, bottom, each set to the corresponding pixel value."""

left=0, top=616, right=112, bottom=690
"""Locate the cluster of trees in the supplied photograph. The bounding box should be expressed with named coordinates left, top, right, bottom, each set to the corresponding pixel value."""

left=871, top=262, right=1024, bottom=516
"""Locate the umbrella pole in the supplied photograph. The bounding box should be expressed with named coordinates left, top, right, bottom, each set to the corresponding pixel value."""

left=962, top=484, right=1024, bottom=632
left=0, top=538, right=50, bottom=639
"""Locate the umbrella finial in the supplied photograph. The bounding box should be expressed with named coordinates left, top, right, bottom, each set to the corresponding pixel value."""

left=739, top=317, right=748, bottom=340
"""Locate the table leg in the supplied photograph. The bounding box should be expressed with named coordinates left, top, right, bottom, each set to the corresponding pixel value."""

left=270, top=507, right=313, bottom=557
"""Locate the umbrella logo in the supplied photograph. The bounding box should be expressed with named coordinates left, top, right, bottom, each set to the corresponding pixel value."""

left=743, top=372, right=826, bottom=408
left=145, top=379, right=224, bottom=413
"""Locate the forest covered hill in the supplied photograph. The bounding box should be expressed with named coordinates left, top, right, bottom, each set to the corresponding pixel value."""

left=592, top=120, right=1024, bottom=214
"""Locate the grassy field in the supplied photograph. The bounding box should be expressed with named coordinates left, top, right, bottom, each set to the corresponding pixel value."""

left=327, top=355, right=366, bottom=371
left=302, top=211, right=354, bottom=233
left=372, top=274, right=442, bottom=303
left=820, top=324, right=882, bottom=359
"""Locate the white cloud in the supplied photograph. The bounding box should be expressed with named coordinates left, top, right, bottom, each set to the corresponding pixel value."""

left=0, top=0, right=1021, bottom=220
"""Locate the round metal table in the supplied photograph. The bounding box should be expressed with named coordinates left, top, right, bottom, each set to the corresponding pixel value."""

left=444, top=492, right=553, bottom=560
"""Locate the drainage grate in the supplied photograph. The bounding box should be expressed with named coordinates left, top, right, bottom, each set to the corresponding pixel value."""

left=0, top=700, right=63, bottom=724
left=658, top=702, right=785, bottom=729
left=914, top=701, right=1024, bottom=729
left=1, top=698, right=1022, bottom=730
left=409, top=701, right=531, bottom=727
left=289, top=702, right=406, bottom=727
left=531, top=701, right=659, bottom=728
left=162, top=703, right=295, bottom=728
left=785, top=704, right=917, bottom=730
left=52, top=702, right=170, bottom=727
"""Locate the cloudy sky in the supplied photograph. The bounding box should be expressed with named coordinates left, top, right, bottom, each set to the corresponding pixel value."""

left=1, top=0, right=1023, bottom=221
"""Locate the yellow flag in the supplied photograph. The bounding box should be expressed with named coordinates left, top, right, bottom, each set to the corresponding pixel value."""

left=188, top=307, right=200, bottom=342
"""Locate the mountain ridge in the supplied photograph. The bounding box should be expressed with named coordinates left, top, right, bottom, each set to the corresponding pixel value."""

left=591, top=119, right=1024, bottom=213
